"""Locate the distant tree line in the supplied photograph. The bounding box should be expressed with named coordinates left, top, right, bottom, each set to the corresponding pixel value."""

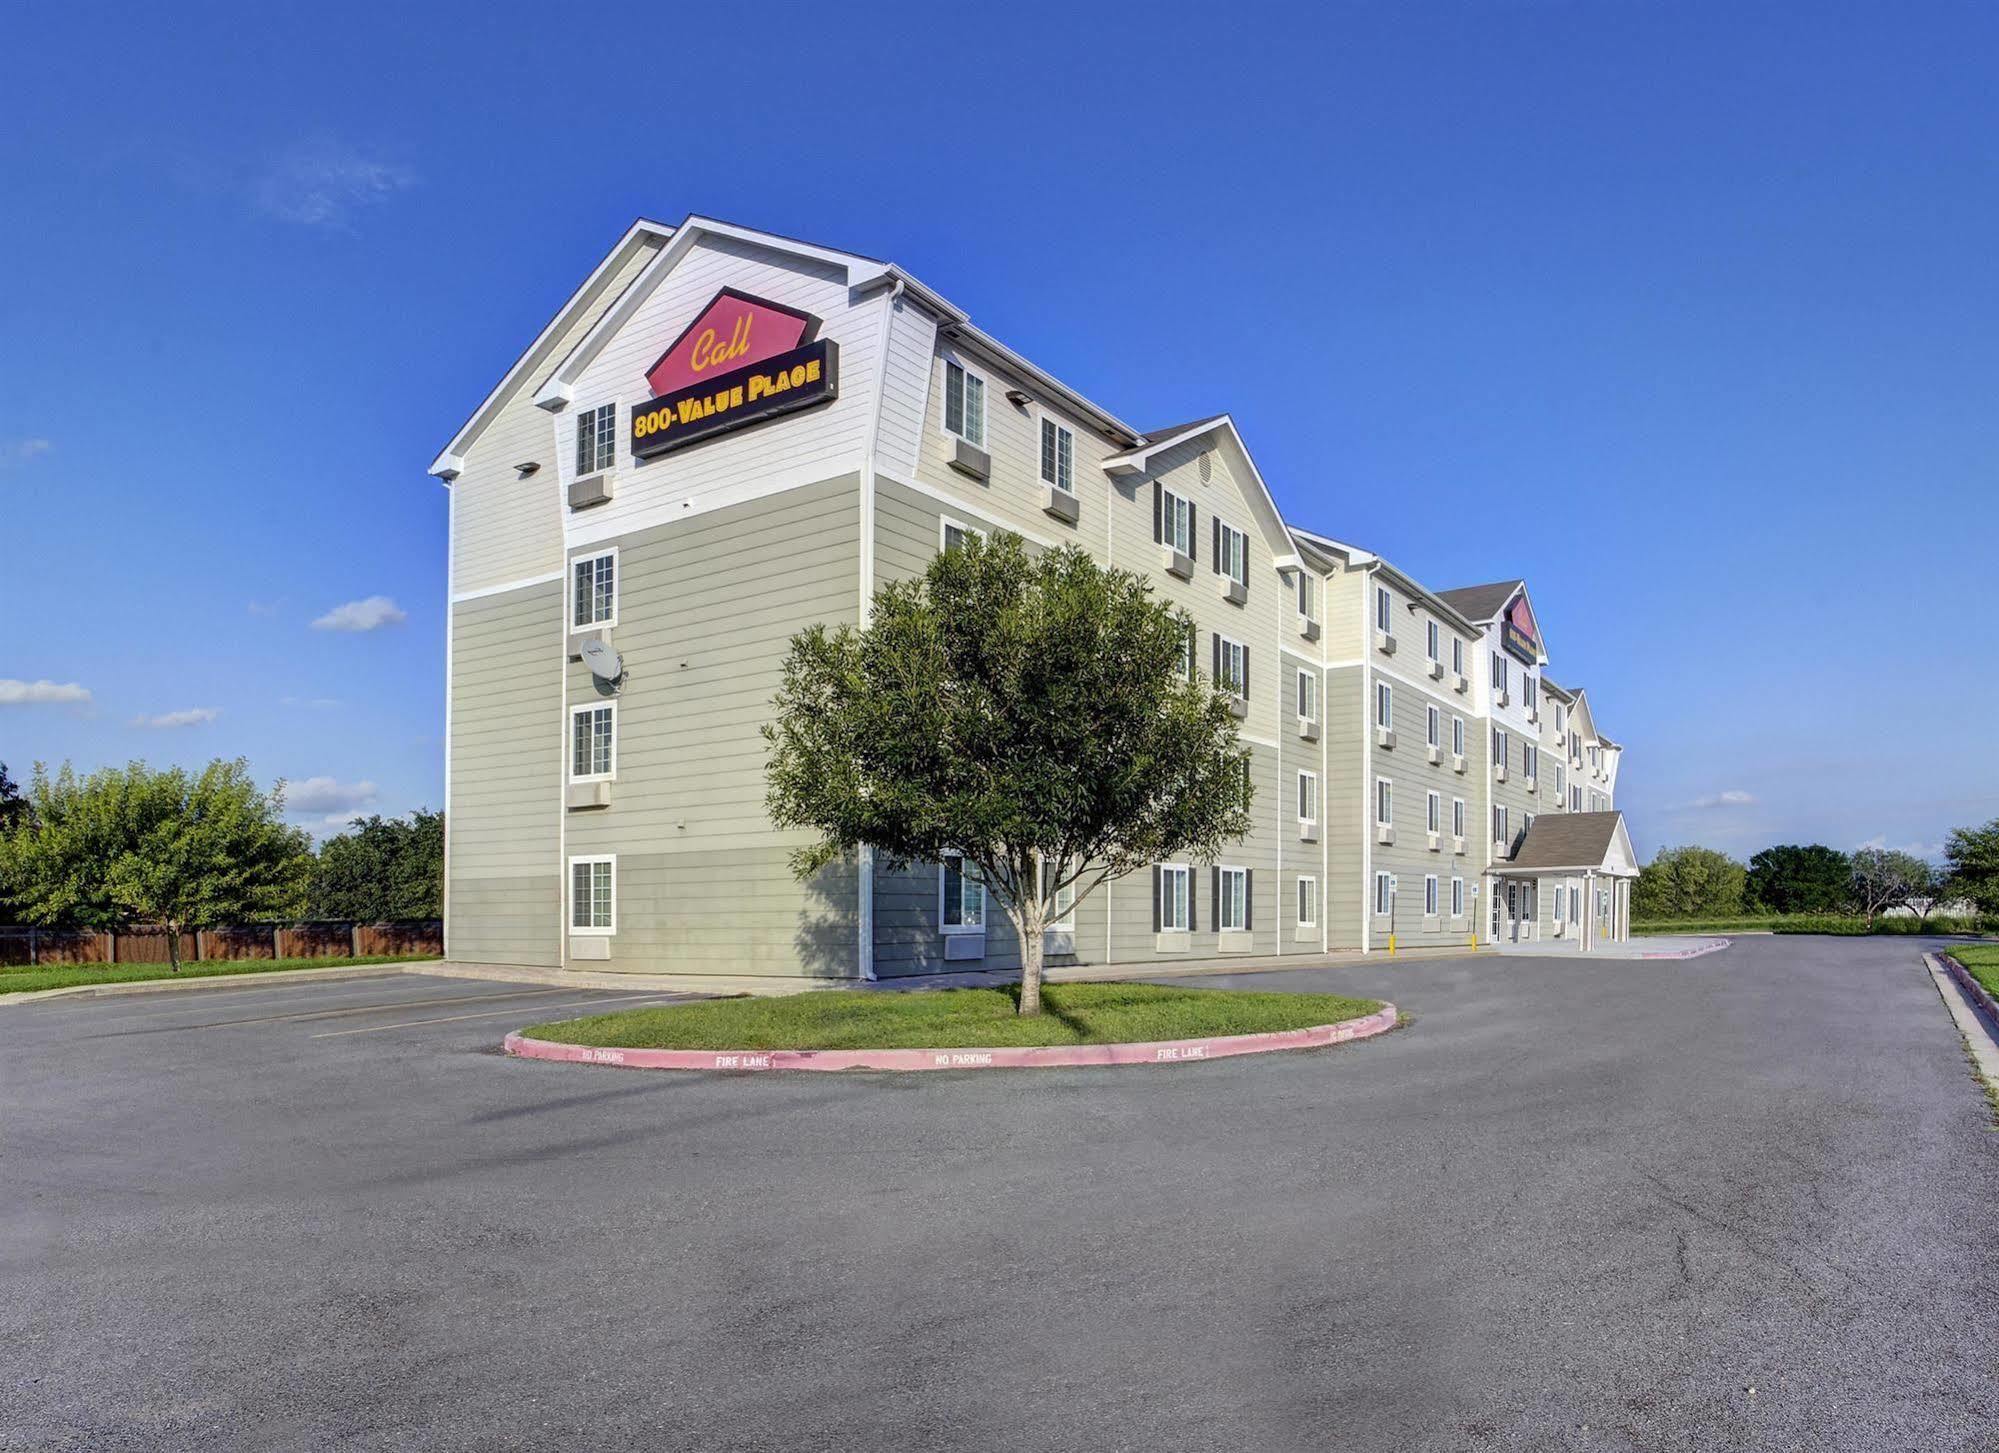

left=0, top=759, right=443, bottom=968
left=1634, top=822, right=1999, bottom=924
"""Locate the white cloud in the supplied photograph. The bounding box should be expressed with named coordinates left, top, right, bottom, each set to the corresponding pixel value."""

left=0, top=678, right=92, bottom=706
left=285, top=776, right=379, bottom=813
left=1689, top=789, right=1756, bottom=809
left=254, top=137, right=415, bottom=226
left=1855, top=834, right=1941, bottom=858
left=311, top=595, right=406, bottom=632
left=0, top=438, right=53, bottom=468
left=131, top=706, right=220, bottom=729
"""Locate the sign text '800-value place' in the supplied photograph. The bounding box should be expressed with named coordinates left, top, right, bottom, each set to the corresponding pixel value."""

left=627, top=339, right=838, bottom=461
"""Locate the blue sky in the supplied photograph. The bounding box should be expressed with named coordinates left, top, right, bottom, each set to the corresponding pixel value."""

left=3, top=2, right=1994, bottom=859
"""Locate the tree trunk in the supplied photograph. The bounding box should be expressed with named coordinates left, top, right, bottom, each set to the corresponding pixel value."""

left=167, top=921, right=182, bottom=973
left=1017, top=900, right=1046, bottom=1017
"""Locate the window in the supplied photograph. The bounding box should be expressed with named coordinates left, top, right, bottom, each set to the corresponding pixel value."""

left=1452, top=876, right=1466, bottom=918
left=1218, top=866, right=1248, bottom=931
left=1039, top=416, right=1075, bottom=493
left=1376, top=681, right=1393, bottom=728
left=1424, top=874, right=1439, bottom=918
left=1556, top=763, right=1567, bottom=796
left=1297, top=571, right=1316, bottom=620
left=1297, top=770, right=1318, bottom=825
left=1374, top=871, right=1392, bottom=916
left=1426, top=704, right=1440, bottom=748
left=1522, top=675, right=1537, bottom=712
left=1159, top=863, right=1191, bottom=931
left=1215, top=636, right=1248, bottom=697
left=1426, top=790, right=1441, bottom=834
left=1452, top=797, right=1465, bottom=837
left=1217, top=522, right=1249, bottom=586
left=575, top=403, right=617, bottom=476
left=1552, top=886, right=1565, bottom=923
left=1297, top=876, right=1317, bottom=928
left=571, top=550, right=616, bottom=629
left=1376, top=586, right=1392, bottom=634
left=1571, top=785, right=1582, bottom=812
left=1038, top=857, right=1076, bottom=930
left=941, top=852, right=985, bottom=931
left=1493, top=727, right=1509, bottom=770
left=1555, top=702, right=1567, bottom=737
left=1426, top=619, right=1440, bottom=663
left=943, top=359, right=985, bottom=447
left=1492, top=652, right=1508, bottom=697
left=1452, top=715, right=1465, bottom=757
left=1375, top=777, right=1393, bottom=826
left=569, top=856, right=615, bottom=934
left=1524, top=743, right=1538, bottom=780
left=1160, top=488, right=1194, bottom=554
left=941, top=517, right=986, bottom=553
left=1180, top=622, right=1197, bottom=682
left=1296, top=668, right=1317, bottom=721
left=1451, top=637, right=1464, bottom=674
left=1494, top=805, right=1509, bottom=844
left=571, top=704, right=614, bottom=781
left=1570, top=885, right=1581, bottom=922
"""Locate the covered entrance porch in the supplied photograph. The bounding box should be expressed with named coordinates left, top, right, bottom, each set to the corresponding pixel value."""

left=1488, top=811, right=1639, bottom=953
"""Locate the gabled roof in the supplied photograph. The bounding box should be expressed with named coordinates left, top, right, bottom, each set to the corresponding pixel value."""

left=1504, top=812, right=1637, bottom=876
left=1435, top=579, right=1525, bottom=622
left=1103, top=414, right=1300, bottom=567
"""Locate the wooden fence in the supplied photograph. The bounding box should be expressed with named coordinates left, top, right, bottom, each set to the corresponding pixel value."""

left=0, top=920, right=442, bottom=968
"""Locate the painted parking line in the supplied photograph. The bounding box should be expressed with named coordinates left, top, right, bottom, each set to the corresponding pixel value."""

left=308, top=993, right=693, bottom=1038
left=162, top=986, right=585, bottom=1033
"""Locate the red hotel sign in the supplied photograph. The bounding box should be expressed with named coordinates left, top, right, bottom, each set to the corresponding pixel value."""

left=629, top=288, right=838, bottom=460
left=1502, top=593, right=1542, bottom=664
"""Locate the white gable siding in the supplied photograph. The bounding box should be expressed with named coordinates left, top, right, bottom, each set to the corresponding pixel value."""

left=873, top=294, right=939, bottom=478
left=559, top=233, right=885, bottom=552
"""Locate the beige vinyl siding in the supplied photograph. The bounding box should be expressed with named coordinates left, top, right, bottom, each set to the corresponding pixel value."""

left=559, top=234, right=884, bottom=553
left=450, top=238, right=663, bottom=599
left=874, top=475, right=1009, bottom=588
left=448, top=580, right=562, bottom=966
left=559, top=474, right=861, bottom=978
left=1365, top=661, right=1480, bottom=947
left=873, top=296, right=940, bottom=477
left=1321, top=663, right=1366, bottom=948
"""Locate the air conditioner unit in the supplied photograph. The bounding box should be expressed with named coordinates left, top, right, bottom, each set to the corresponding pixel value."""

left=1426, top=832, right=1440, bottom=853
left=1042, top=483, right=1079, bottom=523
left=1375, top=824, right=1394, bottom=846
left=1495, top=689, right=1510, bottom=708
left=1221, top=577, right=1248, bottom=606
left=1453, top=836, right=1467, bottom=855
left=1164, top=546, right=1194, bottom=580
left=1299, top=820, right=1319, bottom=843
left=1375, top=727, right=1396, bottom=750
left=1298, top=716, right=1320, bottom=742
left=1426, top=744, right=1441, bottom=765
left=1452, top=755, right=1467, bottom=774
left=1495, top=763, right=1508, bottom=783
left=1525, top=776, right=1537, bottom=794
left=943, top=934, right=986, bottom=961
left=1227, top=695, right=1248, bottom=719
left=1374, top=631, right=1397, bottom=656
left=568, top=472, right=614, bottom=510
left=1299, top=616, right=1320, bottom=642
left=1454, top=674, right=1470, bottom=694
left=1426, top=658, right=1444, bottom=680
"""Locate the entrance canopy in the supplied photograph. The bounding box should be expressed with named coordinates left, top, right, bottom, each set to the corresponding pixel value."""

left=1492, top=812, right=1637, bottom=879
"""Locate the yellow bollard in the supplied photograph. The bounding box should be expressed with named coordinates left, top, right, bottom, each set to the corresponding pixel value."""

left=1388, top=933, right=1397, bottom=956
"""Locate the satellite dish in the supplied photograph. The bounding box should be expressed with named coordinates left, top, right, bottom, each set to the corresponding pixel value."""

left=580, top=639, right=624, bottom=684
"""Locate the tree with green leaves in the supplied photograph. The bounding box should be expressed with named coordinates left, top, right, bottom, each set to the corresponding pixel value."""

left=306, top=810, right=444, bottom=920
left=764, top=533, right=1254, bottom=1016
left=0, top=759, right=311, bottom=969
left=1944, top=818, right=1999, bottom=915
left=1631, top=844, right=1747, bottom=919
left=0, top=761, right=26, bottom=833
left=1848, top=846, right=1926, bottom=923
left=1745, top=843, right=1852, bottom=915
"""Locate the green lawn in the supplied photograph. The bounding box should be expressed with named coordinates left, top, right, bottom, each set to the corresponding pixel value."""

left=1953, top=945, right=1999, bottom=1000
left=0, top=954, right=439, bottom=997
left=527, top=980, right=1385, bottom=1052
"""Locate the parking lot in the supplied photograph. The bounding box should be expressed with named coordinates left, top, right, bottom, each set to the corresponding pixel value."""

left=4, top=940, right=1996, bottom=1452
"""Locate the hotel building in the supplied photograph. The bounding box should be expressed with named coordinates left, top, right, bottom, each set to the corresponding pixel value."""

left=431, top=215, right=1637, bottom=983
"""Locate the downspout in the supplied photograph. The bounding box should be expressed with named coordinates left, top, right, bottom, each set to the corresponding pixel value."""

left=852, top=277, right=905, bottom=982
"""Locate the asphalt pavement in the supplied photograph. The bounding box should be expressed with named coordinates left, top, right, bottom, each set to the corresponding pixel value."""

left=2, top=940, right=1994, bottom=1451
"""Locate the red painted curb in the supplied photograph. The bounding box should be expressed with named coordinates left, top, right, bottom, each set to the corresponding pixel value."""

left=502, top=1003, right=1398, bottom=1073
left=1636, top=937, right=1730, bottom=960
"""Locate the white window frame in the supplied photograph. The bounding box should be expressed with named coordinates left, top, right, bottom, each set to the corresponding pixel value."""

left=1180, top=621, right=1197, bottom=683
left=1494, top=804, right=1509, bottom=843
left=1217, top=635, right=1248, bottom=698
left=939, top=516, right=987, bottom=553
left=1452, top=876, right=1466, bottom=918
left=1297, top=571, right=1316, bottom=623
left=942, top=357, right=987, bottom=448
left=1426, top=703, right=1440, bottom=748
left=1522, top=674, right=1537, bottom=711
left=1218, top=521, right=1249, bottom=587
left=1426, top=789, right=1441, bottom=834
left=1494, top=726, right=1509, bottom=769
left=1424, top=874, right=1439, bottom=918
left=1038, top=856, right=1076, bottom=931
left=1159, top=863, right=1192, bottom=932
left=1375, top=776, right=1393, bottom=826
left=939, top=851, right=986, bottom=934
left=1492, top=652, right=1508, bottom=697
left=1296, top=875, right=1317, bottom=929
left=1452, top=715, right=1466, bottom=756
left=1373, top=870, right=1392, bottom=917
left=569, top=702, right=616, bottom=782
left=570, top=548, right=618, bottom=630
left=1161, top=488, right=1194, bottom=555
left=1296, top=668, right=1317, bottom=722
left=1297, top=770, right=1318, bottom=827
left=1452, top=797, right=1466, bottom=837
left=568, top=855, right=616, bottom=935
left=1218, top=865, right=1248, bottom=931
left=1525, top=743, right=1538, bottom=780
left=1426, top=619, right=1440, bottom=664
left=1376, top=680, right=1393, bottom=729
left=1037, top=411, right=1075, bottom=494
left=1451, top=636, right=1464, bottom=674
left=576, top=401, right=618, bottom=476
left=1376, top=585, right=1392, bottom=634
